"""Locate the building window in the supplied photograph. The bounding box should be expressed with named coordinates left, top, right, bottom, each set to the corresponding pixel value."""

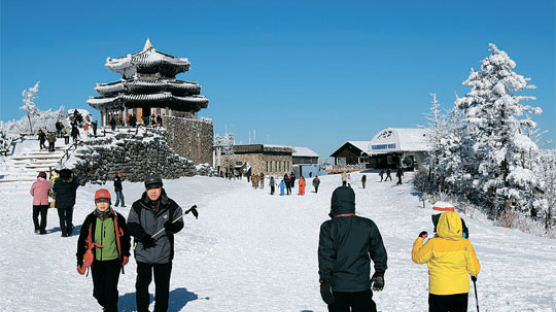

left=279, top=161, right=281, bottom=172
left=266, top=161, right=268, bottom=172
left=287, top=161, right=290, bottom=172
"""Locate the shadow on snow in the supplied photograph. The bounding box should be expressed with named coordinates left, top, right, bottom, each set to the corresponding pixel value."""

left=119, top=287, right=204, bottom=312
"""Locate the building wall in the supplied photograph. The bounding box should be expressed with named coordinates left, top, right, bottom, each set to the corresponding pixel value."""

left=221, top=152, right=292, bottom=176
left=293, top=156, right=318, bottom=165
left=333, top=146, right=362, bottom=165
left=163, top=116, right=214, bottom=165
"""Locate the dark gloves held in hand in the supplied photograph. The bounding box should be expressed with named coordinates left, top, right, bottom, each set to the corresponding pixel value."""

left=471, top=275, right=477, bottom=282
left=419, top=231, right=428, bottom=239
left=164, top=220, right=182, bottom=233
left=141, top=235, right=157, bottom=249
left=371, top=271, right=385, bottom=291
left=319, top=280, right=335, bottom=305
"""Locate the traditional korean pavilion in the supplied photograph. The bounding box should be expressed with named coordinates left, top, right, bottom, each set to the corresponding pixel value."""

left=87, top=39, right=209, bottom=127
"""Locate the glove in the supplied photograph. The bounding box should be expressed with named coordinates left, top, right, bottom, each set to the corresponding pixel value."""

left=141, top=235, right=157, bottom=249
left=164, top=220, right=182, bottom=233
left=122, top=256, right=129, bottom=266
left=319, top=280, right=335, bottom=304
left=419, top=231, right=428, bottom=239
left=77, top=264, right=86, bottom=275
left=371, top=272, right=385, bottom=291
left=471, top=276, right=477, bottom=282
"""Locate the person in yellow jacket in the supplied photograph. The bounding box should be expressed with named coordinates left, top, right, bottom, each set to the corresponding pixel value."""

left=412, top=210, right=480, bottom=312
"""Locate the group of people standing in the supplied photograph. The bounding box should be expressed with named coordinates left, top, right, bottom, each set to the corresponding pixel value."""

left=318, top=183, right=480, bottom=312
left=31, top=171, right=185, bottom=312
left=30, top=169, right=78, bottom=236
left=76, top=174, right=184, bottom=312
left=377, top=168, right=404, bottom=185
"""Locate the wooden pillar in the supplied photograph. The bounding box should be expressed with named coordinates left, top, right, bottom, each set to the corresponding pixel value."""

left=100, top=111, right=105, bottom=128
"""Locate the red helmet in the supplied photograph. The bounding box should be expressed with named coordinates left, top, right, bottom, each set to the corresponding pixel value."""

left=94, top=189, right=111, bottom=202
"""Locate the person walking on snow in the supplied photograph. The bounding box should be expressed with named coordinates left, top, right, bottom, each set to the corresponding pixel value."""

left=412, top=211, right=480, bottom=312
left=38, top=129, right=46, bottom=151
left=63, top=127, right=70, bottom=145
left=318, top=186, right=388, bottom=312
left=270, top=176, right=276, bottom=195
left=114, top=172, right=126, bottom=207
left=379, top=170, right=384, bottom=182
left=396, top=168, right=404, bottom=185
left=47, top=132, right=56, bottom=152
left=313, top=176, right=320, bottom=193
left=30, top=171, right=52, bottom=234
left=76, top=189, right=131, bottom=312
left=298, top=176, right=306, bottom=195
left=341, top=171, right=348, bottom=187
left=284, top=174, right=291, bottom=195
left=279, top=179, right=286, bottom=196
left=128, top=174, right=184, bottom=312
left=385, top=168, right=392, bottom=181
left=52, top=169, right=79, bottom=237
left=361, top=174, right=367, bottom=189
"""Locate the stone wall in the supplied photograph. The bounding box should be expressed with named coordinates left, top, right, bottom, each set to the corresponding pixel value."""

left=71, top=130, right=200, bottom=184
left=163, top=116, right=213, bottom=165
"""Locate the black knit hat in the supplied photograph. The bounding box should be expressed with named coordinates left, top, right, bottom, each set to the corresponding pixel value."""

left=144, top=174, right=163, bottom=189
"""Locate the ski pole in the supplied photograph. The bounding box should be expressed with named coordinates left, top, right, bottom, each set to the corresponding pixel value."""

left=152, top=205, right=198, bottom=239
left=472, top=276, right=479, bottom=312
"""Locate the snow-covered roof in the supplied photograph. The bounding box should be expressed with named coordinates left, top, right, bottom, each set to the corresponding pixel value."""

left=95, top=78, right=201, bottom=95
left=292, top=146, right=319, bottom=158
left=105, top=38, right=191, bottom=76
left=87, top=93, right=209, bottom=110
left=368, top=128, right=432, bottom=155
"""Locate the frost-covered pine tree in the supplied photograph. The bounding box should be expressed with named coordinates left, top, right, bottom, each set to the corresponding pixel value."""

left=456, top=43, right=542, bottom=218
left=536, top=149, right=556, bottom=233
left=425, top=94, right=465, bottom=194
left=20, top=81, right=40, bottom=134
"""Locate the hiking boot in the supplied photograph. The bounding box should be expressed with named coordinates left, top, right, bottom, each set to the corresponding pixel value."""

left=34, top=229, right=40, bottom=234
left=40, top=230, right=47, bottom=235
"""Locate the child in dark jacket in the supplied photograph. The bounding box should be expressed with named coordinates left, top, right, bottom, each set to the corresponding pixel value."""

left=76, top=189, right=130, bottom=312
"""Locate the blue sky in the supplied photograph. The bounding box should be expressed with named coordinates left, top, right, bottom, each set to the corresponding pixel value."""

left=1, top=0, right=555, bottom=160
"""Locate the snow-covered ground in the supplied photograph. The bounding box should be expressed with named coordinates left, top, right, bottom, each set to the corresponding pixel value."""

left=1, top=173, right=555, bottom=311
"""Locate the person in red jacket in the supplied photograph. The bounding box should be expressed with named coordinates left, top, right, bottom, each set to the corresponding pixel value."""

left=298, top=176, right=306, bottom=195
left=76, top=189, right=130, bottom=312
left=30, top=171, right=52, bottom=234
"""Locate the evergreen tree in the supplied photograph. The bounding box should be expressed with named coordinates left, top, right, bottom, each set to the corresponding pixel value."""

left=456, top=43, right=542, bottom=218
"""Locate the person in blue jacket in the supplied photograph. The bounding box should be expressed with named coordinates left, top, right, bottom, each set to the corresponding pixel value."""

left=279, top=179, right=286, bottom=196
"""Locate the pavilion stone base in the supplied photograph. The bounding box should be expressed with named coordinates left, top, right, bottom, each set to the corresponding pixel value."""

left=163, top=116, right=214, bottom=165
left=71, top=130, right=211, bottom=184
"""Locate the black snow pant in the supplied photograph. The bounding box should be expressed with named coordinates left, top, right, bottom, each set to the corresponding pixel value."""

left=328, top=289, right=377, bottom=312
left=314, top=186, right=319, bottom=193
left=271, top=185, right=275, bottom=195
left=136, top=261, right=172, bottom=312
left=286, top=185, right=291, bottom=195
left=64, top=136, right=69, bottom=144
left=32, top=205, right=48, bottom=233
left=92, top=259, right=121, bottom=312
left=428, top=293, right=468, bottom=312
left=397, top=177, right=402, bottom=185
left=57, top=207, right=74, bottom=236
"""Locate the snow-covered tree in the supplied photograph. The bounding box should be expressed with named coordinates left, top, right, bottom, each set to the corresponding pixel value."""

left=20, top=81, right=40, bottom=134
left=214, top=132, right=236, bottom=172
left=456, top=43, right=542, bottom=218
left=423, top=94, right=466, bottom=194
left=536, top=149, right=556, bottom=233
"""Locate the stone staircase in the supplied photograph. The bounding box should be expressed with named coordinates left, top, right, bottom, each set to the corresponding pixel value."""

left=0, top=147, right=66, bottom=183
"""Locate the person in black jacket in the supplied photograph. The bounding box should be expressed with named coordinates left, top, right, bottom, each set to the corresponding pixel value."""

left=114, top=172, right=125, bottom=207
left=318, top=186, right=388, bottom=312
left=76, top=189, right=130, bottom=312
left=127, top=174, right=184, bottom=312
left=53, top=169, right=79, bottom=237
